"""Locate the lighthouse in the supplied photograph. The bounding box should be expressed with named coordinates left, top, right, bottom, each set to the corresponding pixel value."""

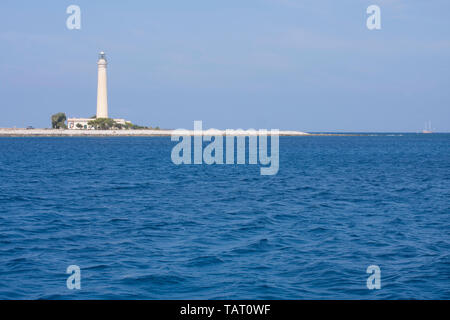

left=96, top=51, right=108, bottom=118
left=67, top=52, right=130, bottom=129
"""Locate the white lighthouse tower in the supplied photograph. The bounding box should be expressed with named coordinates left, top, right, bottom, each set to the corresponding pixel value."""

left=67, top=52, right=130, bottom=129
left=96, top=51, right=108, bottom=118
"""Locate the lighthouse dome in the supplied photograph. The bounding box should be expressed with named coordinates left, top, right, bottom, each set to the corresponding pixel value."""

left=97, top=51, right=107, bottom=65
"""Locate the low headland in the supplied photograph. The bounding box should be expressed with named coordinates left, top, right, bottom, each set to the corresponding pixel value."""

left=0, top=128, right=367, bottom=137
left=0, top=113, right=365, bottom=137
left=0, top=128, right=308, bottom=137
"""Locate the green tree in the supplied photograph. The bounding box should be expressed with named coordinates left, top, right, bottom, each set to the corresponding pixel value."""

left=122, top=122, right=150, bottom=130
left=76, top=123, right=83, bottom=129
left=88, top=118, right=119, bottom=130
left=51, top=112, right=67, bottom=129
left=87, top=118, right=155, bottom=130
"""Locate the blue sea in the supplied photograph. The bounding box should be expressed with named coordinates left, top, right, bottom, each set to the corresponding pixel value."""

left=0, top=134, right=449, bottom=299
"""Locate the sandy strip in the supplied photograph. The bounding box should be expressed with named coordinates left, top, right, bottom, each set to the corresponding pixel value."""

left=0, top=128, right=310, bottom=137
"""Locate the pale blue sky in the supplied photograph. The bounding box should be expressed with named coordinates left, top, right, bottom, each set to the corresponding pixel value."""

left=0, top=0, right=449, bottom=131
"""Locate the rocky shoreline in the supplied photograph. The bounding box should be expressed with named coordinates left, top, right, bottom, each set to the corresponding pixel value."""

left=0, top=128, right=309, bottom=137
left=0, top=128, right=364, bottom=137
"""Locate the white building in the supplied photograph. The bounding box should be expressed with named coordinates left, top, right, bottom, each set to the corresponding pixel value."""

left=68, top=52, right=130, bottom=130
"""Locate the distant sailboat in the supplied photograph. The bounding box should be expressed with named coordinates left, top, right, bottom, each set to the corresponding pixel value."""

left=422, top=121, right=433, bottom=134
